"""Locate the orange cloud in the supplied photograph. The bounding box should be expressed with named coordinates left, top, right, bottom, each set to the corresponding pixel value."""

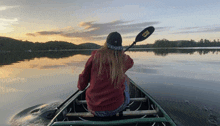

left=26, top=20, right=160, bottom=42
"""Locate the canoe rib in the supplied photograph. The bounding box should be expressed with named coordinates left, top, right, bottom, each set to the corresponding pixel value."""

left=66, top=109, right=158, bottom=117
left=76, top=98, right=147, bottom=104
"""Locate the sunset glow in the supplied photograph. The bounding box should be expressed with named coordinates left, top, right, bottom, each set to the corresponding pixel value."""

left=0, top=0, right=220, bottom=45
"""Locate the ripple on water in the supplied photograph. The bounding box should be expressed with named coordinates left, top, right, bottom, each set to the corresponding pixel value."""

left=208, top=113, right=219, bottom=126
left=9, top=101, right=61, bottom=126
left=153, top=99, right=220, bottom=126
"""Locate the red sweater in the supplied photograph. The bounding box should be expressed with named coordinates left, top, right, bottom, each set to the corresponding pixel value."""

left=77, top=50, right=134, bottom=111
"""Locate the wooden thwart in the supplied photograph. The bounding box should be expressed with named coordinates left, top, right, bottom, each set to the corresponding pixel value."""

left=76, top=98, right=147, bottom=105
left=66, top=110, right=157, bottom=117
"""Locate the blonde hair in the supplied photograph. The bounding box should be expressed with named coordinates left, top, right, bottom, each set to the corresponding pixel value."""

left=94, top=42, right=125, bottom=88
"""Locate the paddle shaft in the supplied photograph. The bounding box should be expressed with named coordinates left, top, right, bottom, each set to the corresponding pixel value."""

left=124, top=41, right=137, bottom=52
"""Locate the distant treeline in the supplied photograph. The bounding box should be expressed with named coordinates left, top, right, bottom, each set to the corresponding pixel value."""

left=0, top=37, right=101, bottom=52
left=131, top=39, right=220, bottom=48
left=1, top=36, right=220, bottom=52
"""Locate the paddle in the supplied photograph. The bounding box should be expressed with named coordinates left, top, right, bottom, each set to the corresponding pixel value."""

left=45, top=90, right=81, bottom=119
left=57, top=90, right=79, bottom=110
left=124, top=26, right=155, bottom=52
left=47, top=26, right=155, bottom=119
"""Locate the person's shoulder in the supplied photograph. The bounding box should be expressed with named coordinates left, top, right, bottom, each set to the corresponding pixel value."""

left=122, top=52, right=128, bottom=57
left=123, top=52, right=133, bottom=60
left=91, top=50, right=98, bottom=55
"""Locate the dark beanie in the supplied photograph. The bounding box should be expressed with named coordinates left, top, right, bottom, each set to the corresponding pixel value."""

left=106, top=32, right=123, bottom=50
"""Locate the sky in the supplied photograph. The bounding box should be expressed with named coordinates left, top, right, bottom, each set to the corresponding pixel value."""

left=0, top=0, right=220, bottom=45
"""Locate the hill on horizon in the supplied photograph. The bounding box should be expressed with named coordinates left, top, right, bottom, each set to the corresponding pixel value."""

left=0, top=36, right=102, bottom=51
left=1, top=36, right=220, bottom=52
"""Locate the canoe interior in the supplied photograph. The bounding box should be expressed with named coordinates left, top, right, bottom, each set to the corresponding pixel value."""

left=49, top=78, right=176, bottom=126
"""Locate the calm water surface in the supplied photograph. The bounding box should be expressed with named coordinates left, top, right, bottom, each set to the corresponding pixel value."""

left=0, top=49, right=220, bottom=126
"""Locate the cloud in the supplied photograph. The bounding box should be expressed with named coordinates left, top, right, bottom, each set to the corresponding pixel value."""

left=26, top=33, right=36, bottom=37
left=155, top=26, right=172, bottom=32
left=0, top=18, right=18, bottom=23
left=203, top=26, right=220, bottom=33
left=37, top=31, right=64, bottom=35
left=0, top=86, right=23, bottom=94
left=26, top=20, right=160, bottom=41
left=40, top=65, right=66, bottom=69
left=0, top=18, right=18, bottom=33
left=173, top=25, right=220, bottom=34
left=179, top=27, right=200, bottom=30
left=0, top=77, right=27, bottom=83
left=0, top=6, right=19, bottom=32
left=0, top=5, right=18, bottom=11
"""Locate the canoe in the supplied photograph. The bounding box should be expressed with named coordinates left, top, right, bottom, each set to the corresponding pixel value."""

left=47, top=77, right=176, bottom=126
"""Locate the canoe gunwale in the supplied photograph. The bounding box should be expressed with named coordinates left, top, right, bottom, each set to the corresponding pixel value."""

left=128, top=78, right=176, bottom=126
left=47, top=90, right=83, bottom=126
left=52, top=117, right=168, bottom=126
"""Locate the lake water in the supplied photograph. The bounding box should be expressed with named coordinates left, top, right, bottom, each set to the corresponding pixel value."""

left=1, top=48, right=220, bottom=126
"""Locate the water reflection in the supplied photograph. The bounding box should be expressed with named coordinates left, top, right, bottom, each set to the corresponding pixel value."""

left=127, top=48, right=220, bottom=56
left=0, top=50, right=93, bottom=67
left=1, top=48, right=220, bottom=67
left=0, top=53, right=89, bottom=96
left=1, top=48, right=220, bottom=126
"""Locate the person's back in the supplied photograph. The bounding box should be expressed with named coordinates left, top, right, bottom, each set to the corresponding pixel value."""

left=77, top=32, right=133, bottom=117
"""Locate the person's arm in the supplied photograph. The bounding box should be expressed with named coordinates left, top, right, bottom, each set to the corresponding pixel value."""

left=77, top=55, right=93, bottom=90
left=124, top=54, right=134, bottom=72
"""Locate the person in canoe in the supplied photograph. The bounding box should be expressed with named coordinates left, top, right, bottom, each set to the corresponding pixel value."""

left=77, top=32, right=134, bottom=117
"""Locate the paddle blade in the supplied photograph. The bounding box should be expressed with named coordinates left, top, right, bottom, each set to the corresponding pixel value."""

left=135, top=26, right=155, bottom=42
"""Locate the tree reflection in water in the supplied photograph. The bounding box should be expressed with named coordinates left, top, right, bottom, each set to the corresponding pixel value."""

left=1, top=48, right=220, bottom=66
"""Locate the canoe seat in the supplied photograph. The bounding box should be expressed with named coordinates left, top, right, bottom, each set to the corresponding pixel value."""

left=76, top=97, right=147, bottom=105
left=66, top=109, right=158, bottom=117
